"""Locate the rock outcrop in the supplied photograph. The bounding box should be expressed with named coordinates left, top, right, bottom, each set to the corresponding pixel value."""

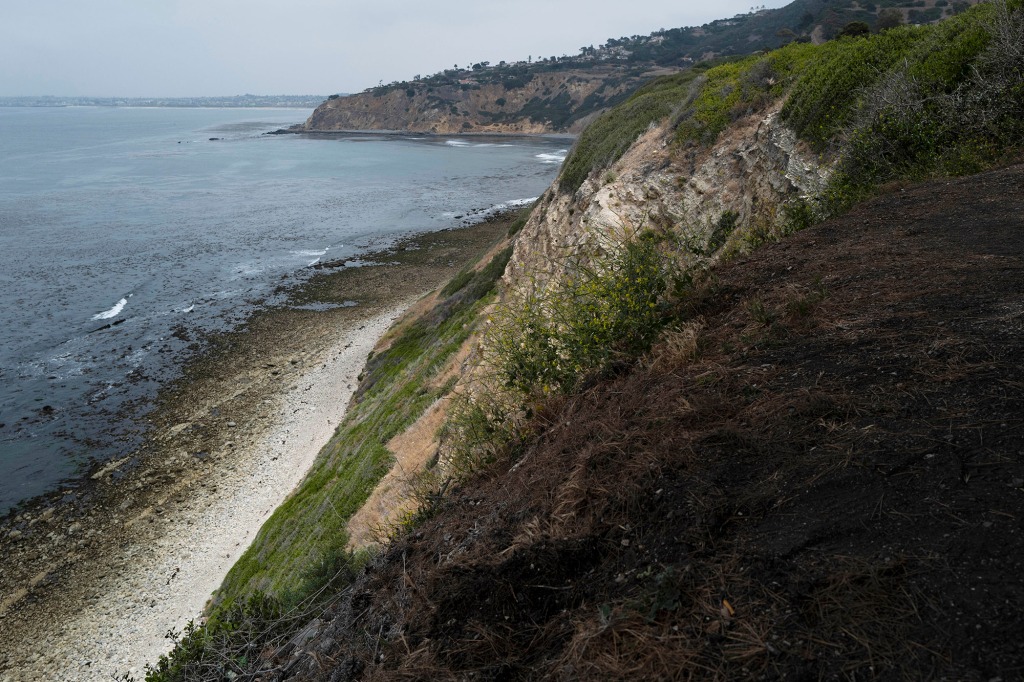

left=300, top=68, right=660, bottom=135
left=505, top=101, right=830, bottom=293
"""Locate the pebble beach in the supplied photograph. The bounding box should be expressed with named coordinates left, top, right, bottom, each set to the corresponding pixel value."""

left=0, top=216, right=511, bottom=681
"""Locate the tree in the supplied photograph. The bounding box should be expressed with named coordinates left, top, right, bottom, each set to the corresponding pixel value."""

left=776, top=27, right=797, bottom=42
left=876, top=8, right=904, bottom=31
left=838, top=21, right=871, bottom=38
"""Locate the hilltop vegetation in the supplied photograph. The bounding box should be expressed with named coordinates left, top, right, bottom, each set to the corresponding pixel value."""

left=302, top=0, right=985, bottom=135
left=145, top=1, right=1023, bottom=679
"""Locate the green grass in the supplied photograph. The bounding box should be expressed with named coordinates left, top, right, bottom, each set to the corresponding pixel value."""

left=558, top=71, right=704, bottom=194
left=212, top=245, right=514, bottom=612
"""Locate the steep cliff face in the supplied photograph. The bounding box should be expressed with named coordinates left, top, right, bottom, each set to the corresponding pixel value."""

left=505, top=101, right=829, bottom=293
left=301, top=68, right=657, bottom=134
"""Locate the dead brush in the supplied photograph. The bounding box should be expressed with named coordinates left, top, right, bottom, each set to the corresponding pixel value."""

left=647, top=317, right=707, bottom=371
left=783, top=281, right=828, bottom=322
left=553, top=610, right=721, bottom=681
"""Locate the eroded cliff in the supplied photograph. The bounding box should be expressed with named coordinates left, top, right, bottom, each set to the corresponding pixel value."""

left=505, top=102, right=829, bottom=293
left=301, top=67, right=663, bottom=134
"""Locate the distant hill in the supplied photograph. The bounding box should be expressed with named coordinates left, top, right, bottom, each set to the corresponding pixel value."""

left=300, top=0, right=982, bottom=134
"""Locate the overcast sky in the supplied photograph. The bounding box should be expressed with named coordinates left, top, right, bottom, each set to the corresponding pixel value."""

left=1, top=0, right=790, bottom=97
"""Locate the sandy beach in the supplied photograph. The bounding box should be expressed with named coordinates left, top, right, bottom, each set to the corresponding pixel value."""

left=0, top=217, right=510, bottom=681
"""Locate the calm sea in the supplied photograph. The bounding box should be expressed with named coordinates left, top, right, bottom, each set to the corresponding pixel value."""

left=0, top=106, right=567, bottom=513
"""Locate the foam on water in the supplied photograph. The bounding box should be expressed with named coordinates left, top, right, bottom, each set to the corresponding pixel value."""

left=536, top=149, right=569, bottom=164
left=92, top=295, right=130, bottom=320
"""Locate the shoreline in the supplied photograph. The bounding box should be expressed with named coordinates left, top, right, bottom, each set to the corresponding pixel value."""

left=273, top=126, right=577, bottom=141
left=0, top=215, right=513, bottom=681
left=34, top=303, right=409, bottom=680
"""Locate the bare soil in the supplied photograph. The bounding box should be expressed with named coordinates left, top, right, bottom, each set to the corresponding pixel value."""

left=266, top=164, right=1024, bottom=680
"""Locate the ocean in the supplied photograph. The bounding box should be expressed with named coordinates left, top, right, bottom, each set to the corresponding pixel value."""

left=0, top=106, right=568, bottom=513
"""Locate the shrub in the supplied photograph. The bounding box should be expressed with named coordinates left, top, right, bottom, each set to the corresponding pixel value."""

left=674, top=43, right=818, bottom=148
left=559, top=71, right=703, bottom=193
left=820, top=0, right=1023, bottom=214
left=483, top=231, right=674, bottom=397
left=781, top=27, right=925, bottom=150
left=838, top=21, right=871, bottom=38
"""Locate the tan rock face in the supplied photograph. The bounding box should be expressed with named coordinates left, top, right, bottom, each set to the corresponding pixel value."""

left=302, top=69, right=652, bottom=135
left=505, top=102, right=830, bottom=292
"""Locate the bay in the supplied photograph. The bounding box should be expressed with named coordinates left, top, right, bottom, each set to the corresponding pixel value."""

left=0, top=106, right=567, bottom=513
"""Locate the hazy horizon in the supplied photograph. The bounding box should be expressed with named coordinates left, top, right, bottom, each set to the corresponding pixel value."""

left=1, top=0, right=789, bottom=99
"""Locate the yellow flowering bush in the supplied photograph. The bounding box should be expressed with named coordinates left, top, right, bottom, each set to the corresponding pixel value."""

left=485, top=232, right=672, bottom=397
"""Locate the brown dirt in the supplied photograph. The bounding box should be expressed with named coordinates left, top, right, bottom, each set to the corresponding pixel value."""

left=262, top=164, right=1024, bottom=680
left=346, top=397, right=451, bottom=550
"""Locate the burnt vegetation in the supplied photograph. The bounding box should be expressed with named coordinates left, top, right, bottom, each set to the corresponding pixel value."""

left=254, top=160, right=1024, bottom=682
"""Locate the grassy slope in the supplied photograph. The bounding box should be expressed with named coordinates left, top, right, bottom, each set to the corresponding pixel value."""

left=212, top=240, right=516, bottom=611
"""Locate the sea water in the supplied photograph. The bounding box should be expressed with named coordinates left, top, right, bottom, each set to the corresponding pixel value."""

left=0, top=106, right=568, bottom=513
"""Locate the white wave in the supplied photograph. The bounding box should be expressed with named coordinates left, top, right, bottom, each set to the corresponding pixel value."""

left=231, top=263, right=263, bottom=279
left=92, top=295, right=130, bottom=320
left=445, top=139, right=471, bottom=147
left=307, top=258, right=320, bottom=267
left=291, top=248, right=329, bottom=257
left=495, top=197, right=539, bottom=211
left=535, top=149, right=569, bottom=164
left=182, top=304, right=195, bottom=313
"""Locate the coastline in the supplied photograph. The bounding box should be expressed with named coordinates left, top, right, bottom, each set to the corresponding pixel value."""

left=274, top=126, right=577, bottom=141
left=0, top=216, right=513, bottom=681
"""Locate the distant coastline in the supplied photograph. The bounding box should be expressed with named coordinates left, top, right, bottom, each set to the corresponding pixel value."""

left=0, top=94, right=330, bottom=108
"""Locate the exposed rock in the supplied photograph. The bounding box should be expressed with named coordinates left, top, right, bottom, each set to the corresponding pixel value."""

left=506, top=101, right=829, bottom=296
left=301, top=68, right=652, bottom=135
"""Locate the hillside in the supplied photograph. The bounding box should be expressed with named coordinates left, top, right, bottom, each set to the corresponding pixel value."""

left=300, top=0, right=983, bottom=134
left=146, top=1, right=1024, bottom=679
left=263, top=158, right=1024, bottom=681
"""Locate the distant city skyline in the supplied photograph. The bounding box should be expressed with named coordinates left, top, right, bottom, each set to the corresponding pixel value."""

left=0, top=0, right=788, bottom=98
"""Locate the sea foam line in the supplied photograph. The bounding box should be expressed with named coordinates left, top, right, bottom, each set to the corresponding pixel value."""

left=535, top=149, right=569, bottom=164
left=92, top=295, right=131, bottom=321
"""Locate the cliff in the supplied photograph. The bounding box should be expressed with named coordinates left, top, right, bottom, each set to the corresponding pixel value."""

left=504, top=102, right=827, bottom=292
left=301, top=67, right=655, bottom=135
left=149, top=2, right=1024, bottom=679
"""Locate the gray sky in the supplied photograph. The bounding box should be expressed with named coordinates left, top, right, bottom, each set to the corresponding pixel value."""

left=0, top=0, right=790, bottom=97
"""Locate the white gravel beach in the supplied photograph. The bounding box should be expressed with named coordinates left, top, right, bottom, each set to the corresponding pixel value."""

left=0, top=303, right=410, bottom=682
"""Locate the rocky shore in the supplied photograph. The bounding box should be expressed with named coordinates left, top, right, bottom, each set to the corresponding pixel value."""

left=0, top=216, right=512, bottom=681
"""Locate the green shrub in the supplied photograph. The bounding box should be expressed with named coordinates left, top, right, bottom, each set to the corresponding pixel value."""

left=674, top=43, right=817, bottom=148
left=145, top=593, right=292, bottom=681
left=506, top=206, right=532, bottom=237
left=559, top=71, right=703, bottom=193
left=781, top=27, right=925, bottom=150
left=484, top=233, right=673, bottom=397
left=439, top=267, right=474, bottom=298
left=818, top=0, right=1023, bottom=214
